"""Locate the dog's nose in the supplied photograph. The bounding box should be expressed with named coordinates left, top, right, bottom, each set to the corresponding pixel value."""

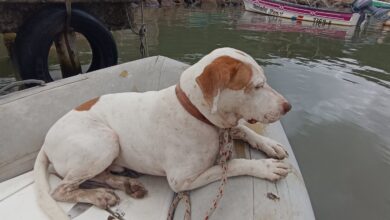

left=282, top=102, right=292, bottom=114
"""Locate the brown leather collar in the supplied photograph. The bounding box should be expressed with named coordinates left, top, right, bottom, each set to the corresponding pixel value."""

left=175, top=84, right=214, bottom=126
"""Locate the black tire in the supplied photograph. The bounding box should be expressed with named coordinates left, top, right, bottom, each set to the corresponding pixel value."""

left=13, top=7, right=118, bottom=82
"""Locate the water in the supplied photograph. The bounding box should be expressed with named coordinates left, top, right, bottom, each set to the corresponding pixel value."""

left=1, top=7, right=390, bottom=220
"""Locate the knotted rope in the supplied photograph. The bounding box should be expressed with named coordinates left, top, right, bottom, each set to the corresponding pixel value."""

left=167, top=128, right=233, bottom=220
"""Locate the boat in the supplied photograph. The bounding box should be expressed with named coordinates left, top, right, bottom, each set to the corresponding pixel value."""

left=373, top=0, right=390, bottom=8
left=243, top=0, right=362, bottom=26
left=0, top=56, right=315, bottom=220
left=237, top=11, right=358, bottom=40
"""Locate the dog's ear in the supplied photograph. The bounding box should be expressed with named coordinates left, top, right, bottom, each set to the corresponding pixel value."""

left=196, top=56, right=252, bottom=112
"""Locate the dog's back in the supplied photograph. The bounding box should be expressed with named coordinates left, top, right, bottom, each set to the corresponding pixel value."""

left=44, top=86, right=219, bottom=177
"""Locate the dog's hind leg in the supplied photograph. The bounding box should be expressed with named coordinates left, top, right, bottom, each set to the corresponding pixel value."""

left=48, top=130, right=121, bottom=209
left=91, top=171, right=147, bottom=198
left=108, top=165, right=143, bottom=178
left=52, top=181, right=119, bottom=209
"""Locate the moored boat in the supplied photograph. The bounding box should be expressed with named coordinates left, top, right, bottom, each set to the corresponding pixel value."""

left=243, top=0, right=362, bottom=26
left=373, top=0, right=390, bottom=9
left=237, top=11, right=358, bottom=40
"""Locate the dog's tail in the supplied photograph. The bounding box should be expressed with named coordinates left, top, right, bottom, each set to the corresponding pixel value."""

left=34, top=147, right=69, bottom=220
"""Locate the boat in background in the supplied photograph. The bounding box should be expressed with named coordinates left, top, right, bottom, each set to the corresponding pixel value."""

left=237, top=11, right=358, bottom=40
left=243, top=0, right=362, bottom=26
left=373, top=0, right=390, bottom=8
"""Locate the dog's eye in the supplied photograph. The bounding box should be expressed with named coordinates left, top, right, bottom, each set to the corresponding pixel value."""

left=254, top=83, right=264, bottom=90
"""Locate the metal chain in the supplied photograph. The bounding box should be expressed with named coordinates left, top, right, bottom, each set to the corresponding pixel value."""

left=167, top=128, right=233, bottom=220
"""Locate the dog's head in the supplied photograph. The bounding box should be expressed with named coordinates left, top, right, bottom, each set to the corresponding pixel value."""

left=194, top=48, right=291, bottom=126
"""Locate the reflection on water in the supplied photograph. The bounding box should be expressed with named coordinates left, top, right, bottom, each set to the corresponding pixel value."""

left=1, top=7, right=390, bottom=220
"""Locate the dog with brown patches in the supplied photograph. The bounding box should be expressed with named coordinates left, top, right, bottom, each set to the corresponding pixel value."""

left=34, top=48, right=292, bottom=220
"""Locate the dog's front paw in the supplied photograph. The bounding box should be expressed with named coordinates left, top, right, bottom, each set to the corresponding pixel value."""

left=259, top=159, right=290, bottom=182
left=251, top=136, right=288, bottom=159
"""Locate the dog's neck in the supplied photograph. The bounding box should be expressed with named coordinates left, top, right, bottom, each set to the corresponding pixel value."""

left=178, top=65, right=240, bottom=128
left=175, top=84, right=214, bottom=127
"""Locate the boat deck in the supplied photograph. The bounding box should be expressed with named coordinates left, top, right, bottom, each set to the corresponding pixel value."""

left=0, top=56, right=315, bottom=219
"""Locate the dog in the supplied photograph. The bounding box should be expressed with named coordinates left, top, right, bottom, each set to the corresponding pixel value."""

left=34, top=47, right=292, bottom=220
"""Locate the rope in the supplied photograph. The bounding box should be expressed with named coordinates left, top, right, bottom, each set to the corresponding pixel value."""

left=167, top=128, right=233, bottom=220
left=167, top=192, right=191, bottom=220
left=65, top=0, right=72, bottom=31
left=0, top=79, right=45, bottom=95
left=124, top=1, right=149, bottom=58
left=63, top=0, right=80, bottom=73
left=204, top=128, right=233, bottom=219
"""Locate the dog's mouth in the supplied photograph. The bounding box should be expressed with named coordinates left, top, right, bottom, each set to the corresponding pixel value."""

left=247, top=119, right=258, bottom=124
left=246, top=113, right=280, bottom=124
left=263, top=112, right=282, bottom=123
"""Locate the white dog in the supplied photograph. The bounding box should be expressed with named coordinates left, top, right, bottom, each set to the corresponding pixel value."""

left=34, top=48, right=292, bottom=220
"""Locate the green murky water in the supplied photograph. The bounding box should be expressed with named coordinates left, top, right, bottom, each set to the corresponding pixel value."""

left=1, top=7, right=390, bottom=220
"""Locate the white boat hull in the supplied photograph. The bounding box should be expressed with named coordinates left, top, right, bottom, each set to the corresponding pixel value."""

left=243, top=0, right=361, bottom=26
left=0, top=56, right=315, bottom=220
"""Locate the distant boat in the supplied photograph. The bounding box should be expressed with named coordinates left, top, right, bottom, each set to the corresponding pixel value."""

left=372, top=0, right=390, bottom=8
left=243, top=0, right=362, bottom=26
left=237, top=11, right=358, bottom=40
